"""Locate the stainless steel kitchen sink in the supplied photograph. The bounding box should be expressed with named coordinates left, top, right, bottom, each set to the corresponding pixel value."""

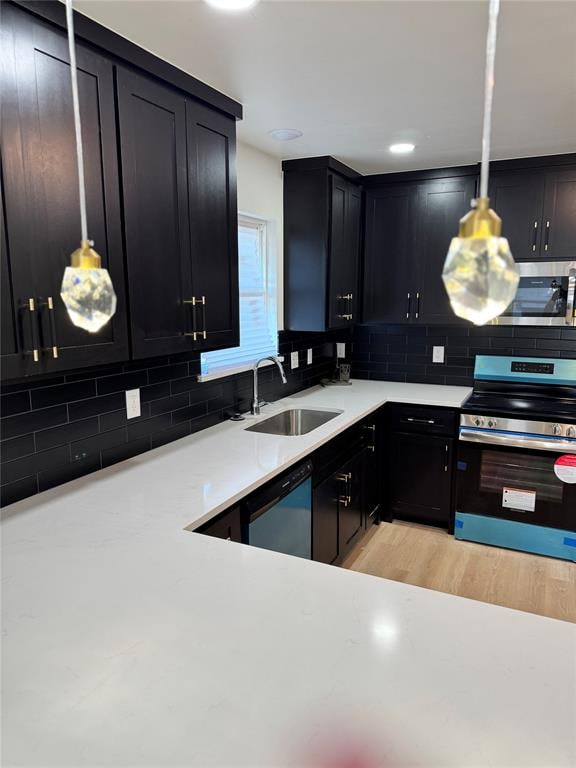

left=245, top=408, right=342, bottom=436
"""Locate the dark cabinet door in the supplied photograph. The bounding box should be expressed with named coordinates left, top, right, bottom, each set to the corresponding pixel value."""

left=328, top=176, right=360, bottom=329
left=362, top=184, right=418, bottom=323
left=542, top=166, right=576, bottom=260
left=488, top=170, right=545, bottom=260
left=312, top=474, right=340, bottom=565
left=337, top=453, right=364, bottom=556
left=388, top=432, right=453, bottom=526
left=345, top=184, right=362, bottom=323
left=1, top=6, right=129, bottom=379
left=361, top=442, right=381, bottom=528
left=198, top=506, right=242, bottom=542
left=117, top=68, right=193, bottom=359
left=414, top=176, right=477, bottom=324
left=186, top=101, right=239, bottom=351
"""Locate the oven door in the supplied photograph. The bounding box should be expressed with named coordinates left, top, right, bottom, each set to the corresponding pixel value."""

left=491, top=261, right=576, bottom=326
left=456, top=432, right=576, bottom=530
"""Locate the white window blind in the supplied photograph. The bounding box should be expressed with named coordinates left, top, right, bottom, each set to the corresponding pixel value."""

left=200, top=215, right=277, bottom=379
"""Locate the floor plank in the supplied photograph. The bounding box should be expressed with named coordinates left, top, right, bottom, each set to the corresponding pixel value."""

left=343, top=521, right=576, bottom=623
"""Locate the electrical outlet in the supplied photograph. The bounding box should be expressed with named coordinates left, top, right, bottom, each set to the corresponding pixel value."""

left=290, top=351, right=299, bottom=370
left=126, top=388, right=141, bottom=419
left=336, top=342, right=346, bottom=359
left=307, top=348, right=313, bottom=365
left=432, top=346, right=445, bottom=364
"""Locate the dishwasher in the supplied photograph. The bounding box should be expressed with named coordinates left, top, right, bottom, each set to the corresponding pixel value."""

left=242, top=460, right=313, bottom=559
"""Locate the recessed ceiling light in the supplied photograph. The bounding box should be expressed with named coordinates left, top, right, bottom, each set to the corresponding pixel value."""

left=268, top=129, right=303, bottom=141
left=204, top=0, right=259, bottom=11
left=389, top=143, right=416, bottom=154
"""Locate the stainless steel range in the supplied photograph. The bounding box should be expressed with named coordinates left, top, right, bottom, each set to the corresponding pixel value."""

left=455, top=355, right=576, bottom=560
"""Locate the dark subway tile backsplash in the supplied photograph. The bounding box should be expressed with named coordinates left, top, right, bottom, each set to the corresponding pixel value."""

left=352, top=324, right=576, bottom=385
left=0, top=330, right=347, bottom=506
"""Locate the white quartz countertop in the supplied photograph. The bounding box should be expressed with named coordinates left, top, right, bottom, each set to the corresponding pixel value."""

left=3, top=380, right=575, bottom=767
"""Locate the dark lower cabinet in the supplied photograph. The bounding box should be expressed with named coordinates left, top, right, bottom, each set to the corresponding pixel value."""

left=388, top=432, right=453, bottom=526
left=197, top=506, right=242, bottom=542
left=312, top=415, right=382, bottom=565
left=1, top=5, right=129, bottom=378
left=385, top=404, right=457, bottom=528
left=312, top=473, right=340, bottom=565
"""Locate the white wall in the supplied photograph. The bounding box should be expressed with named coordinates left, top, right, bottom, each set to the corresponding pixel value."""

left=236, top=141, right=284, bottom=330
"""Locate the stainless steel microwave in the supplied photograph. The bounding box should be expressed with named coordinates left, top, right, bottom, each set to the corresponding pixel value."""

left=490, top=261, right=576, bottom=326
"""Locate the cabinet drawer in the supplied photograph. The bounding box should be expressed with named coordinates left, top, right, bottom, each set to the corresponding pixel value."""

left=388, top=404, right=458, bottom=436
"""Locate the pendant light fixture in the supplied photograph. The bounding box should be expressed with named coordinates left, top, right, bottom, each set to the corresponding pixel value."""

left=60, top=0, right=117, bottom=333
left=442, top=0, right=519, bottom=326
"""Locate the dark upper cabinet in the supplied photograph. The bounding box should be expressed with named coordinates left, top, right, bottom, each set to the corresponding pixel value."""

left=488, top=170, right=545, bottom=259
left=186, top=101, right=239, bottom=351
left=1, top=5, right=129, bottom=379
left=414, top=176, right=477, bottom=324
left=1, top=3, right=240, bottom=380
left=489, top=164, right=576, bottom=261
left=117, top=68, right=193, bottom=359
left=117, top=69, right=240, bottom=359
left=284, top=159, right=361, bottom=331
left=363, top=184, right=419, bottom=323
left=543, top=166, right=576, bottom=260
left=328, top=175, right=361, bottom=328
left=362, top=174, right=476, bottom=324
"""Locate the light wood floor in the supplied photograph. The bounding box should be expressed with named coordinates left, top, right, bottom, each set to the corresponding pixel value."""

left=343, top=521, right=576, bottom=623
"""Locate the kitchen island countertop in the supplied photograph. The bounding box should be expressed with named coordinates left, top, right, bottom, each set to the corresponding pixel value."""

left=2, top=380, right=575, bottom=767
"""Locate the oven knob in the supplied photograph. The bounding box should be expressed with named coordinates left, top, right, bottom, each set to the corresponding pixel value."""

left=474, top=417, right=485, bottom=427
left=566, top=426, right=576, bottom=438
left=552, top=424, right=563, bottom=436
left=487, top=419, right=497, bottom=429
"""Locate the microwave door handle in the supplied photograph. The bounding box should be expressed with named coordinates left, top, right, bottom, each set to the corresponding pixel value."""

left=566, top=268, right=576, bottom=326
left=459, top=428, right=576, bottom=454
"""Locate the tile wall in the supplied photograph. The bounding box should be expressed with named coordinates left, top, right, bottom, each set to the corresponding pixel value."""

left=0, top=330, right=349, bottom=506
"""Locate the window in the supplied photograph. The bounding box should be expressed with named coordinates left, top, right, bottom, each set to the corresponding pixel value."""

left=200, top=215, right=277, bottom=380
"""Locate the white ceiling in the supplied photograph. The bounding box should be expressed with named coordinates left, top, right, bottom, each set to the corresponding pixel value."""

left=75, top=0, right=576, bottom=175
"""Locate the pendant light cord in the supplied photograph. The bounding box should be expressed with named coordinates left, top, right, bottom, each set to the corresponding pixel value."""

left=479, top=0, right=500, bottom=199
left=66, top=0, right=88, bottom=243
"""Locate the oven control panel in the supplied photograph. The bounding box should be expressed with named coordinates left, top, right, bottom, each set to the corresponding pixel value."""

left=511, top=361, right=554, bottom=375
left=461, top=414, right=576, bottom=439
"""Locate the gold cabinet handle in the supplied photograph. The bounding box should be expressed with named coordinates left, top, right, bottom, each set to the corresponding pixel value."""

left=24, top=298, right=40, bottom=362
left=183, top=297, right=198, bottom=340
left=39, top=296, right=59, bottom=358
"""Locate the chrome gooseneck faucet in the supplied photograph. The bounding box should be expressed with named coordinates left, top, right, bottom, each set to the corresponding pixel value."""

left=251, top=356, right=287, bottom=415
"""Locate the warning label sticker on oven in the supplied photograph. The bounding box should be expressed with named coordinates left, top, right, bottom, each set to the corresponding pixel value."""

left=554, top=455, right=576, bottom=484
left=502, top=487, right=536, bottom=513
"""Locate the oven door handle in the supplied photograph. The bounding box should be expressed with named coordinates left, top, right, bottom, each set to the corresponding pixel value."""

left=459, top=428, right=576, bottom=454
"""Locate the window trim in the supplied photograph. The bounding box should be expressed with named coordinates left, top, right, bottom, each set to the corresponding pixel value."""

left=197, top=212, right=278, bottom=383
